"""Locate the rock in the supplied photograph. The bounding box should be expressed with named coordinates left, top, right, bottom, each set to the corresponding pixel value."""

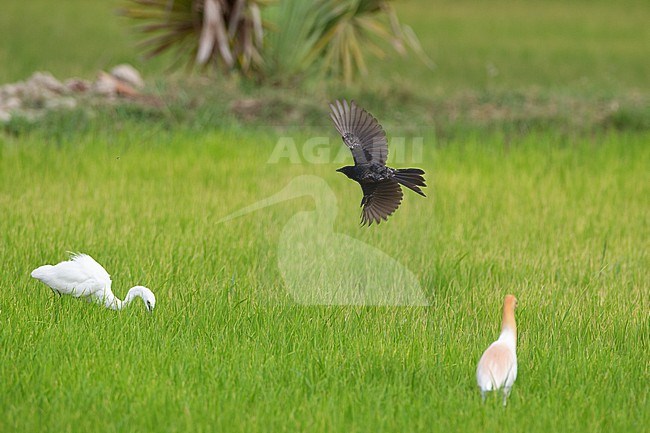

left=21, top=84, right=57, bottom=108
left=93, top=71, right=139, bottom=98
left=0, top=66, right=150, bottom=123
left=110, top=64, right=144, bottom=89
left=28, top=71, right=65, bottom=93
left=114, top=81, right=139, bottom=97
left=3, top=97, right=21, bottom=110
left=0, top=83, right=23, bottom=98
left=93, top=71, right=118, bottom=96
left=64, top=78, right=91, bottom=93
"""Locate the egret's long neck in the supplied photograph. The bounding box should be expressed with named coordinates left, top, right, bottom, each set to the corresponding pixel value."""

left=102, top=289, right=139, bottom=310
left=499, top=303, right=517, bottom=347
left=100, top=292, right=123, bottom=310
left=121, top=288, right=141, bottom=309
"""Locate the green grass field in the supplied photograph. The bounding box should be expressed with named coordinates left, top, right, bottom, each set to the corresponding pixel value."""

left=1, top=0, right=649, bottom=432
left=2, top=129, right=648, bottom=432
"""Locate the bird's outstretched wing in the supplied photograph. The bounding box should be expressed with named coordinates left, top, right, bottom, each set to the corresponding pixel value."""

left=31, top=253, right=112, bottom=297
left=329, top=99, right=388, bottom=166
left=360, top=179, right=403, bottom=226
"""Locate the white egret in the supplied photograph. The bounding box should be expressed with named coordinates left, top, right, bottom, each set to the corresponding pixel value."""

left=31, top=253, right=156, bottom=312
left=476, top=294, right=518, bottom=405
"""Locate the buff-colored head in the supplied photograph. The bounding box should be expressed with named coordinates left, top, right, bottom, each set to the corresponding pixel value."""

left=504, top=294, right=518, bottom=310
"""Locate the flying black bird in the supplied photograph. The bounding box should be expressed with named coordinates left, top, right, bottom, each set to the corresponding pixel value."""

left=329, top=99, right=426, bottom=226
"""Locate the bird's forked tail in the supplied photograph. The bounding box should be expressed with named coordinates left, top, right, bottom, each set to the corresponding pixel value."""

left=394, top=168, right=426, bottom=197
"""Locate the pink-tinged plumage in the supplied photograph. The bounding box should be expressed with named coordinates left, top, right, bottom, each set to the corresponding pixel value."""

left=476, top=294, right=518, bottom=405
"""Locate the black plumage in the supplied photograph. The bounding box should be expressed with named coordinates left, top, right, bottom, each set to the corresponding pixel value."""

left=329, top=99, right=426, bottom=226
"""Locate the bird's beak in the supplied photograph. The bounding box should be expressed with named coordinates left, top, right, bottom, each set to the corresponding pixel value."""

left=336, top=168, right=343, bottom=172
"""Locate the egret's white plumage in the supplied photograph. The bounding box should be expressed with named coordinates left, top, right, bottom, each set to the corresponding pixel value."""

left=476, top=294, right=518, bottom=405
left=31, top=253, right=155, bottom=312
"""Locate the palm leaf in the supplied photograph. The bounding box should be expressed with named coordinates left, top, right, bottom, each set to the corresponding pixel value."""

left=122, top=0, right=269, bottom=74
left=121, top=0, right=431, bottom=82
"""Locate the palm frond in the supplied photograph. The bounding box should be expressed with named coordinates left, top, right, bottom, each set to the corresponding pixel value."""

left=121, top=0, right=269, bottom=75
left=263, top=0, right=433, bottom=84
left=121, top=0, right=431, bottom=83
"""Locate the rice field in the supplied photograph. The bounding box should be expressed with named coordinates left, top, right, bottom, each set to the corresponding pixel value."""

left=1, top=1, right=649, bottom=432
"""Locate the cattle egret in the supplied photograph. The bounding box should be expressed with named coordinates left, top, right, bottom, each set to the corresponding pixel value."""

left=476, top=294, right=518, bottom=405
left=31, top=253, right=156, bottom=312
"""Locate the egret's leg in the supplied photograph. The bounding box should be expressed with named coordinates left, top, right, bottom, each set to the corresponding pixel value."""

left=502, top=387, right=511, bottom=406
left=480, top=391, right=486, bottom=402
